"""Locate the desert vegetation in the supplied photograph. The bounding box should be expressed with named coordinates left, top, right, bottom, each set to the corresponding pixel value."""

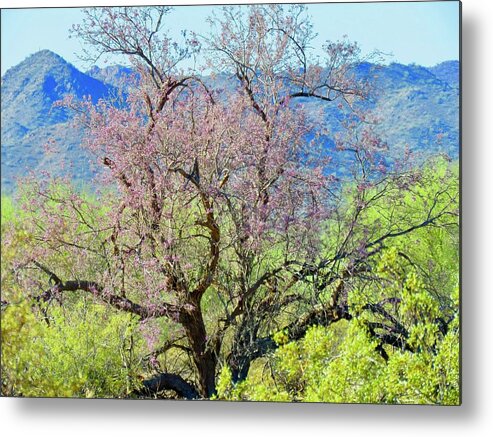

left=1, top=5, right=459, bottom=403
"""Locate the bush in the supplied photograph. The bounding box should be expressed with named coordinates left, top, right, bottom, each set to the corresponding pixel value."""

left=1, top=298, right=144, bottom=398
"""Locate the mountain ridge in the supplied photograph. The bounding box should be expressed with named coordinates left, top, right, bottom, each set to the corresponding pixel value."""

left=1, top=50, right=459, bottom=193
left=1, top=50, right=117, bottom=192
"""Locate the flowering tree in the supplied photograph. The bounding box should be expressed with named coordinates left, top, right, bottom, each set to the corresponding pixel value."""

left=6, top=5, right=458, bottom=399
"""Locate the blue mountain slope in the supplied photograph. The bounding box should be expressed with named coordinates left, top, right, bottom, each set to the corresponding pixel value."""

left=85, top=64, right=134, bottom=88
left=1, top=51, right=459, bottom=193
left=1, top=50, right=116, bottom=192
left=427, top=60, right=460, bottom=90
left=371, top=62, right=459, bottom=158
left=1, top=50, right=113, bottom=128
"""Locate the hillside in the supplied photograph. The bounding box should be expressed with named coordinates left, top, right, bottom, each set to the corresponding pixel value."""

left=372, top=62, right=459, bottom=158
left=1, top=50, right=115, bottom=192
left=1, top=52, right=459, bottom=193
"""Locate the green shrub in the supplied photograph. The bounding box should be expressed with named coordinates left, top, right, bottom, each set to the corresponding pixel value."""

left=1, top=299, right=144, bottom=398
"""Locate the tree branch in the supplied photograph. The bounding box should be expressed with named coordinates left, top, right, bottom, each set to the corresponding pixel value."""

left=134, top=372, right=199, bottom=399
left=29, top=260, right=182, bottom=322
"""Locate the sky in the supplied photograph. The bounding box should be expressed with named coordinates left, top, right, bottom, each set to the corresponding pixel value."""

left=0, top=1, right=460, bottom=76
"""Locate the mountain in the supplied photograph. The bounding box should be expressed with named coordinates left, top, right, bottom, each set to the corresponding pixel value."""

left=1, top=50, right=112, bottom=128
left=427, top=60, right=460, bottom=90
left=372, top=61, right=459, bottom=158
left=1, top=52, right=459, bottom=193
left=1, top=50, right=116, bottom=192
left=85, top=64, right=134, bottom=88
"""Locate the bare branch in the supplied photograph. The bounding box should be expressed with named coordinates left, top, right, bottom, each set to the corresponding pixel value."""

left=134, top=372, right=199, bottom=399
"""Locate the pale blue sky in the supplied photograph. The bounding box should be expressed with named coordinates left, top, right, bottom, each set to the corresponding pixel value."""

left=1, top=1, right=460, bottom=76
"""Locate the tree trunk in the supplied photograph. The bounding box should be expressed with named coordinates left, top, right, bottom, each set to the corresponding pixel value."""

left=181, top=301, right=217, bottom=398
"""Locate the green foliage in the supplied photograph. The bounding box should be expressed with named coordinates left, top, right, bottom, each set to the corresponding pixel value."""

left=1, top=158, right=459, bottom=402
left=1, top=196, right=15, bottom=223
left=1, top=194, right=146, bottom=398
left=303, top=322, right=385, bottom=403
left=1, top=299, right=144, bottom=398
left=218, top=198, right=460, bottom=405
left=215, top=365, right=292, bottom=402
left=222, top=315, right=459, bottom=405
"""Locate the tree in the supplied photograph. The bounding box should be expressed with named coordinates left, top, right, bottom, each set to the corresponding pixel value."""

left=215, top=242, right=460, bottom=405
left=3, top=5, right=459, bottom=399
